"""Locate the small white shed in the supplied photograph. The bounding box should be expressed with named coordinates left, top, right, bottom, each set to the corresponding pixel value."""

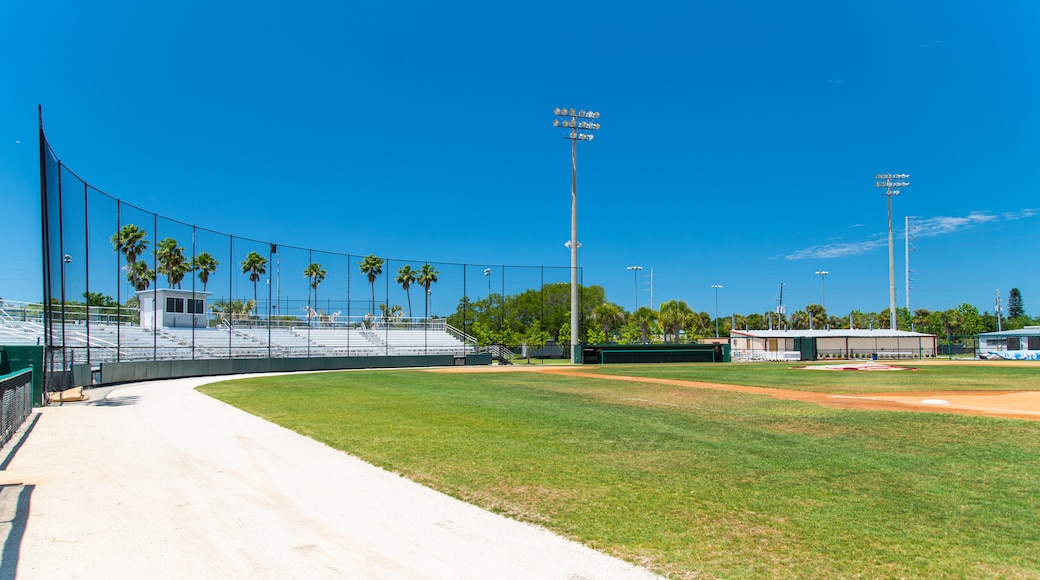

left=136, top=288, right=210, bottom=330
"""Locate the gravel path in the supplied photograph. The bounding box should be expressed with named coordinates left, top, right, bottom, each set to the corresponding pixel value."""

left=0, top=374, right=659, bottom=579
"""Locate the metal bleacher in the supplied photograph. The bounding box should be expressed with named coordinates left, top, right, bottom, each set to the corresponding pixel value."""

left=1, top=313, right=476, bottom=365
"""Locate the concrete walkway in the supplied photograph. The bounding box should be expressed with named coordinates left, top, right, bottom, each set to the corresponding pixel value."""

left=0, top=374, right=659, bottom=579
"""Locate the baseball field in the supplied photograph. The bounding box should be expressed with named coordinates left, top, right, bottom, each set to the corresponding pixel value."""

left=199, top=360, right=1040, bottom=578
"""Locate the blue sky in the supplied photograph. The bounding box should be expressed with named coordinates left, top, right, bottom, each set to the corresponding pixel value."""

left=2, top=1, right=1038, bottom=319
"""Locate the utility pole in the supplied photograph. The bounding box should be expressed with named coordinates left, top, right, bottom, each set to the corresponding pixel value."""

left=553, top=107, right=600, bottom=363
left=995, top=289, right=1003, bottom=333
left=815, top=270, right=829, bottom=330
left=906, top=216, right=916, bottom=329
left=647, top=268, right=655, bottom=309
left=876, top=173, right=909, bottom=330
left=627, top=266, right=643, bottom=313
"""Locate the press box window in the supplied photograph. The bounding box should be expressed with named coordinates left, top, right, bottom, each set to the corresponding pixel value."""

left=187, top=299, right=204, bottom=314
left=165, top=297, right=185, bottom=313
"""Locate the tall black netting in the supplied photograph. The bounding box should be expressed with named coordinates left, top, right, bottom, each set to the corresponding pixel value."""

left=35, top=119, right=584, bottom=390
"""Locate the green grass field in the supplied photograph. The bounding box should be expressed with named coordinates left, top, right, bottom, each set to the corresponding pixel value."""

left=199, top=363, right=1040, bottom=579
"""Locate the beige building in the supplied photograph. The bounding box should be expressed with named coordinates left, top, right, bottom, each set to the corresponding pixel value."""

left=730, top=329, right=937, bottom=361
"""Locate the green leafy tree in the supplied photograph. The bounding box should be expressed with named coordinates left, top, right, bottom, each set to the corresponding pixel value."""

left=743, top=313, right=766, bottom=330
left=379, top=303, right=404, bottom=324
left=303, top=262, right=327, bottom=316
left=912, top=308, right=932, bottom=331
left=359, top=255, right=384, bottom=315
left=558, top=321, right=571, bottom=358
left=240, top=251, right=268, bottom=315
left=591, top=302, right=625, bottom=340
left=659, top=299, right=694, bottom=343
left=126, top=260, right=155, bottom=291
left=619, top=322, right=643, bottom=344
left=210, top=299, right=255, bottom=324
left=396, top=264, right=416, bottom=318
left=630, top=306, right=658, bottom=343
left=957, top=303, right=983, bottom=340
left=1007, top=288, right=1024, bottom=318
left=191, top=252, right=219, bottom=292
left=925, top=308, right=962, bottom=336
left=691, top=311, right=713, bottom=337
left=111, top=224, right=149, bottom=266
left=790, top=310, right=810, bottom=330
left=805, top=304, right=827, bottom=330
left=894, top=307, right=913, bottom=331
left=586, top=325, right=607, bottom=344
left=156, top=237, right=189, bottom=288
left=521, top=325, right=552, bottom=363
left=82, top=292, right=118, bottom=308
left=417, top=263, right=439, bottom=319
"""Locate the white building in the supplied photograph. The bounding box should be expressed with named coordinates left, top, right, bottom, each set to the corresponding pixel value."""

left=730, top=328, right=937, bottom=361
left=979, top=327, right=1040, bottom=360
left=136, top=289, right=211, bottom=330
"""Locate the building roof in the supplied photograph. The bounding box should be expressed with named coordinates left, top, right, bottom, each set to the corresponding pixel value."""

left=731, top=329, right=935, bottom=339
left=135, top=288, right=212, bottom=297
left=979, top=326, right=1040, bottom=337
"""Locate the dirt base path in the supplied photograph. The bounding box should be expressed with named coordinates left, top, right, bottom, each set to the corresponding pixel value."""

left=435, top=365, right=1040, bottom=421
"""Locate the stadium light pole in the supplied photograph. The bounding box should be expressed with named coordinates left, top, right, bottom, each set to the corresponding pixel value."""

left=627, top=266, right=642, bottom=312
left=553, top=107, right=600, bottom=363
left=711, top=284, right=723, bottom=338
left=876, top=173, right=909, bottom=330
left=484, top=268, right=492, bottom=328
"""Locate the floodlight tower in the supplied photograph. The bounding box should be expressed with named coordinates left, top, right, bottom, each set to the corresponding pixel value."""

left=876, top=173, right=909, bottom=330
left=484, top=268, right=493, bottom=328
left=815, top=270, right=829, bottom=311
left=627, top=266, right=643, bottom=312
left=711, top=284, right=723, bottom=337
left=553, top=107, right=600, bottom=363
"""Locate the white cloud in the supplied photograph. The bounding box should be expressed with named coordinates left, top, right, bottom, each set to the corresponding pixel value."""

left=1003, top=208, right=1039, bottom=220
left=783, top=209, right=1034, bottom=261
left=783, top=237, right=886, bottom=260
left=912, top=212, right=996, bottom=238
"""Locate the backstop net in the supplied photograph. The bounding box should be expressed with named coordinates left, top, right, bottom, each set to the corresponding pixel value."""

left=35, top=113, right=586, bottom=392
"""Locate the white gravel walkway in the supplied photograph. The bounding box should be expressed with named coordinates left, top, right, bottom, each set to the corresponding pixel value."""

left=0, top=373, right=659, bottom=579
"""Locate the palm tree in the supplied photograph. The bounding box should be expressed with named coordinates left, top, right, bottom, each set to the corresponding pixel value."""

left=417, top=263, right=439, bottom=320
left=191, top=252, right=219, bottom=291
left=303, top=262, right=327, bottom=319
left=126, top=260, right=156, bottom=291
left=358, top=254, right=384, bottom=315
left=210, top=299, right=255, bottom=324
left=110, top=224, right=149, bottom=265
left=155, top=237, right=188, bottom=288
left=240, top=251, right=268, bottom=315
left=658, top=299, right=694, bottom=343
left=395, top=264, right=416, bottom=318
left=591, top=303, right=625, bottom=340
left=379, top=303, right=404, bottom=324
left=631, top=306, right=658, bottom=343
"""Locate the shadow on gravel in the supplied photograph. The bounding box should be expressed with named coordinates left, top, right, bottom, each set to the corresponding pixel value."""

left=0, top=415, right=40, bottom=472
left=0, top=484, right=34, bottom=579
left=83, top=395, right=140, bottom=407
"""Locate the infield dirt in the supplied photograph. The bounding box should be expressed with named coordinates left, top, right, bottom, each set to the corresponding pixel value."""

left=432, top=361, right=1040, bottom=421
